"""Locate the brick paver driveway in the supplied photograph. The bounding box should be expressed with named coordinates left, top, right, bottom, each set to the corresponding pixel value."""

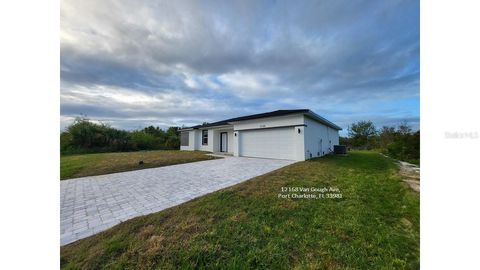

left=60, top=156, right=295, bottom=245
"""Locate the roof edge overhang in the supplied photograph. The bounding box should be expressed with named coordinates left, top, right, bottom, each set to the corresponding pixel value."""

left=180, top=124, right=233, bottom=131
left=227, top=112, right=305, bottom=125
left=180, top=109, right=342, bottom=131
left=196, top=124, right=233, bottom=130
left=179, top=128, right=194, bottom=132
left=305, top=111, right=342, bottom=130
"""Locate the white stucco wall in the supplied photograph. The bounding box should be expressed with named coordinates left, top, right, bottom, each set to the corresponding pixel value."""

left=227, top=130, right=234, bottom=153
left=180, top=130, right=197, bottom=151
left=303, top=116, right=340, bottom=160
left=233, top=131, right=240, bottom=157
left=196, top=129, right=214, bottom=152
left=294, top=126, right=306, bottom=161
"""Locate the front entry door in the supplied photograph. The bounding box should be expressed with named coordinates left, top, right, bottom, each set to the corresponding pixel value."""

left=220, top=132, right=228, bottom=152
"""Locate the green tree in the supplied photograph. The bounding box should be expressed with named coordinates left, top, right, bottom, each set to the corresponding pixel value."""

left=378, top=126, right=396, bottom=149
left=60, top=131, right=73, bottom=152
left=67, top=117, right=104, bottom=148
left=398, top=121, right=412, bottom=135
left=164, top=127, right=180, bottom=149
left=347, top=120, right=377, bottom=149
left=385, top=123, right=420, bottom=164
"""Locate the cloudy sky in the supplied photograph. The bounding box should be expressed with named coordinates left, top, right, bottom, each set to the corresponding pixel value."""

left=61, top=0, right=419, bottom=135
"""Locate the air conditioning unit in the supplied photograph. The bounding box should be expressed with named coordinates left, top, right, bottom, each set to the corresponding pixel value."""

left=333, top=145, right=347, bottom=155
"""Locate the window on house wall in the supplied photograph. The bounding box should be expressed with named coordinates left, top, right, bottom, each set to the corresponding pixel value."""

left=180, top=132, right=189, bottom=146
left=202, top=130, right=208, bottom=145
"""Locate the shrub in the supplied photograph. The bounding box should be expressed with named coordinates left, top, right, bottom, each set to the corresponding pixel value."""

left=129, top=131, right=160, bottom=150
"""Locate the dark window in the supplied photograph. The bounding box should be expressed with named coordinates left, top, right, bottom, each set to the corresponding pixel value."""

left=180, top=132, right=189, bottom=146
left=202, top=130, right=208, bottom=145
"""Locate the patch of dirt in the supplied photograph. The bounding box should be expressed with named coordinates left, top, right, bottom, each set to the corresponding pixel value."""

left=380, top=153, right=420, bottom=192
left=229, top=211, right=248, bottom=222
left=400, top=217, right=413, bottom=228
left=146, top=235, right=165, bottom=254
left=139, top=225, right=156, bottom=239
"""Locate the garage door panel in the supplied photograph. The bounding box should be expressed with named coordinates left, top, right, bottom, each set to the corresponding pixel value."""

left=239, top=127, right=295, bottom=160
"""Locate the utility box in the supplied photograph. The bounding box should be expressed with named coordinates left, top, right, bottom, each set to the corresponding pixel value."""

left=334, top=145, right=347, bottom=155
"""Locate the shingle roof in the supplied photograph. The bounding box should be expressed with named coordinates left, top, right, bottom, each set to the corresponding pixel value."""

left=184, top=109, right=341, bottom=130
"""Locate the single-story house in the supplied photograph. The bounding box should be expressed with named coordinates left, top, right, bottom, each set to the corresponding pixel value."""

left=180, top=109, right=341, bottom=161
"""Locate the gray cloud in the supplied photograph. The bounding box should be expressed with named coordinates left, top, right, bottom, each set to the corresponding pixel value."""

left=61, top=0, right=419, bottom=134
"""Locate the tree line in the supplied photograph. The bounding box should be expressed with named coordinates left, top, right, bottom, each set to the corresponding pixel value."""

left=60, top=117, right=180, bottom=155
left=340, top=120, right=420, bottom=165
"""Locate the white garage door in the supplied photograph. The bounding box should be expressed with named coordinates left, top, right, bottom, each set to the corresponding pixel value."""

left=239, top=127, right=296, bottom=160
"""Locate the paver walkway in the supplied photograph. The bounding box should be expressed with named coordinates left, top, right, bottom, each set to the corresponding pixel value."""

left=60, top=156, right=295, bottom=245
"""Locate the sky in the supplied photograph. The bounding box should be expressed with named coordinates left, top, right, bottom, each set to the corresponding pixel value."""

left=60, top=0, right=419, bottom=136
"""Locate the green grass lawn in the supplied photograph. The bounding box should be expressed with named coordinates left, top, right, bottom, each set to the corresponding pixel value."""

left=60, top=151, right=419, bottom=269
left=60, top=150, right=216, bottom=180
